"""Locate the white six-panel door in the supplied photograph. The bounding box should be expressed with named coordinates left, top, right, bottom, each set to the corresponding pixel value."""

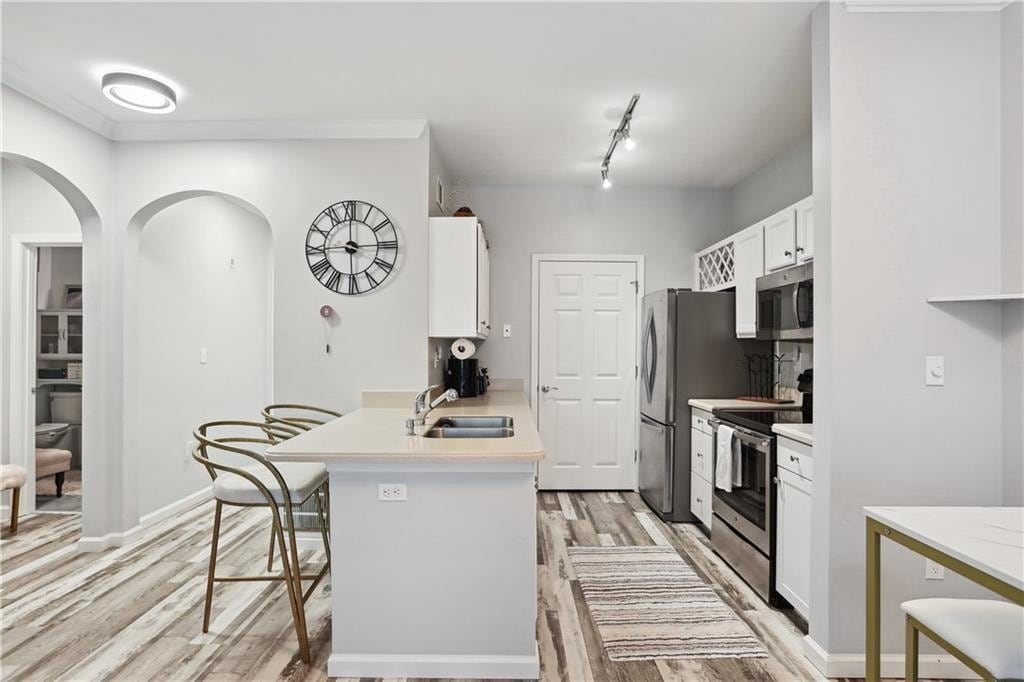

left=536, top=260, right=638, bottom=490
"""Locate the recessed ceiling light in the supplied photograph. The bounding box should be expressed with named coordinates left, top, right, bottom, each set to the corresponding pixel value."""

left=101, top=72, right=176, bottom=114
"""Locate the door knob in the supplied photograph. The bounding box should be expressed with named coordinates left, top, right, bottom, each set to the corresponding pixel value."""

left=541, top=385, right=559, bottom=393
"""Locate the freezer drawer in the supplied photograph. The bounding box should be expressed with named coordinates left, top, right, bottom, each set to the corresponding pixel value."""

left=638, top=415, right=674, bottom=515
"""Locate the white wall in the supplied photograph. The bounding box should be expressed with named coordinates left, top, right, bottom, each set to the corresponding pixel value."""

left=461, top=185, right=730, bottom=382
left=134, top=196, right=272, bottom=516
left=37, top=247, right=83, bottom=309
left=1001, top=1, right=1024, bottom=506
left=728, top=132, right=812, bottom=232
left=810, top=5, right=1005, bottom=665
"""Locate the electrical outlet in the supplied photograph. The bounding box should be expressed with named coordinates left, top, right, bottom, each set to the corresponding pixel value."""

left=378, top=483, right=407, bottom=501
left=925, top=559, right=945, bottom=580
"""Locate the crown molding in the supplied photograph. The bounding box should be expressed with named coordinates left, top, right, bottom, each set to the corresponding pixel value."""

left=110, top=118, right=427, bottom=141
left=2, top=60, right=116, bottom=138
left=841, top=0, right=1011, bottom=11
left=2, top=60, right=427, bottom=142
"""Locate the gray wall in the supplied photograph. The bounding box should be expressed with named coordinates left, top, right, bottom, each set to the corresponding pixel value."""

left=1001, top=1, right=1024, bottom=506
left=462, top=186, right=731, bottom=382
left=811, top=4, right=1005, bottom=661
left=729, top=132, right=812, bottom=232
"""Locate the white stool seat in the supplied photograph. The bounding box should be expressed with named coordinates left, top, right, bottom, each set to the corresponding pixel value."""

left=902, top=598, right=1024, bottom=680
left=213, top=462, right=327, bottom=505
left=1, top=465, right=28, bottom=491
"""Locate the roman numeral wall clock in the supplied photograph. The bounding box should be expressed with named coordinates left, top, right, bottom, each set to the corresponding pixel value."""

left=305, top=200, right=399, bottom=295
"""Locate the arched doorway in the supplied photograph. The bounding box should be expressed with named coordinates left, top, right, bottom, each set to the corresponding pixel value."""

left=1, top=153, right=101, bottom=531
left=123, top=191, right=273, bottom=522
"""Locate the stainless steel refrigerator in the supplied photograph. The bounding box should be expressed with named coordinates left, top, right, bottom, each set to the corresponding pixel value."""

left=638, top=289, right=769, bottom=523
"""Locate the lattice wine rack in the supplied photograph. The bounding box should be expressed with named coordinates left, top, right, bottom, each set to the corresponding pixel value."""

left=698, top=241, right=735, bottom=290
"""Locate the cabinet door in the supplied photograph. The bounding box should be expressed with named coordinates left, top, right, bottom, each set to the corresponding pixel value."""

left=794, top=196, right=814, bottom=262
left=476, top=224, right=490, bottom=338
left=690, top=428, right=712, bottom=481
left=65, top=313, right=83, bottom=356
left=39, top=312, right=62, bottom=357
left=690, top=471, right=713, bottom=529
left=733, top=225, right=764, bottom=338
left=775, top=467, right=812, bottom=619
left=764, top=208, right=797, bottom=272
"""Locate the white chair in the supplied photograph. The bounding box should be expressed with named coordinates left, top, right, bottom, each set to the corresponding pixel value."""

left=192, top=420, right=331, bottom=664
left=902, top=598, right=1024, bottom=681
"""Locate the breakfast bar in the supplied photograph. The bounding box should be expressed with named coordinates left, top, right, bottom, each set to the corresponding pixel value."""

left=266, top=389, right=543, bottom=680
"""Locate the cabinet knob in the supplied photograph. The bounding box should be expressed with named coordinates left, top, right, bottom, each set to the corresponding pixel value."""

left=790, top=454, right=799, bottom=462
left=784, top=250, right=793, bottom=257
left=796, top=246, right=804, bottom=253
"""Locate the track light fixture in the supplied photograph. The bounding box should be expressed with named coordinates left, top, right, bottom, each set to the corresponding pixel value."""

left=599, top=94, right=640, bottom=188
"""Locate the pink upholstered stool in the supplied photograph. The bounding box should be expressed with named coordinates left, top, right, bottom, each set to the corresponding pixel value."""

left=35, top=448, right=72, bottom=497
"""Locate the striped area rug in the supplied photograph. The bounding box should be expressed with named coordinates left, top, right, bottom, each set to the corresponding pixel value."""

left=568, top=545, right=768, bottom=662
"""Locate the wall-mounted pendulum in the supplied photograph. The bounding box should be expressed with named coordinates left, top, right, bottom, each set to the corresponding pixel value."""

left=320, top=305, right=335, bottom=354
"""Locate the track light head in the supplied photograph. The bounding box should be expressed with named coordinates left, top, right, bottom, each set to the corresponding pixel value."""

left=601, top=168, right=612, bottom=189
left=623, top=131, right=636, bottom=151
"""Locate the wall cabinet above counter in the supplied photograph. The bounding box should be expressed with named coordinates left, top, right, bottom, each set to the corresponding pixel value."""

left=428, top=217, right=491, bottom=340
left=694, top=195, right=813, bottom=338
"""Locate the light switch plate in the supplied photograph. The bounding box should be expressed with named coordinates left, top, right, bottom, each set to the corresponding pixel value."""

left=503, top=323, right=512, bottom=338
left=200, top=347, right=208, bottom=364
left=925, top=356, right=944, bottom=386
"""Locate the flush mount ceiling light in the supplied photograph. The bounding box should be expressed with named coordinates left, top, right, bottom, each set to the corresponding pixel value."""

left=101, top=72, right=176, bottom=113
left=599, top=94, right=640, bottom=189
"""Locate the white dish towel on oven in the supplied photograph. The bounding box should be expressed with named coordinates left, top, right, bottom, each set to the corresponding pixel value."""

left=715, top=424, right=741, bottom=492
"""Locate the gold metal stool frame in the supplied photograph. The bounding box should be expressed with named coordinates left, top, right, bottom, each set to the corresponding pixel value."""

left=193, top=420, right=331, bottom=664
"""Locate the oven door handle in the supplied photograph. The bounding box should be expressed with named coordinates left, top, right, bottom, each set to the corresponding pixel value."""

left=708, top=419, right=771, bottom=450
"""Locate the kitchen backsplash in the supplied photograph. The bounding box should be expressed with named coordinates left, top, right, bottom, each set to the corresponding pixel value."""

left=775, top=341, right=812, bottom=403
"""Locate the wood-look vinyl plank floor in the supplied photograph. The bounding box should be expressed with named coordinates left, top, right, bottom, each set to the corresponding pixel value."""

left=2, top=492, right=834, bottom=681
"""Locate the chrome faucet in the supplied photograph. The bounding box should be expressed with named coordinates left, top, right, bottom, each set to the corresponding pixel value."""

left=406, top=384, right=459, bottom=435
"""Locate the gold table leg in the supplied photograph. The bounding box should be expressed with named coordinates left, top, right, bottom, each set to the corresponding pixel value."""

left=866, top=518, right=882, bottom=682
left=905, top=615, right=919, bottom=682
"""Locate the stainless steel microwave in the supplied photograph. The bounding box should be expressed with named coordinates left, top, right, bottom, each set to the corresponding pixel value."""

left=755, top=263, right=813, bottom=341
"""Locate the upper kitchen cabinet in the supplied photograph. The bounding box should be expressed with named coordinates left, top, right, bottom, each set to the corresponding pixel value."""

left=764, top=205, right=798, bottom=272
left=733, top=225, right=765, bottom=338
left=429, top=217, right=491, bottom=339
left=794, top=196, right=814, bottom=262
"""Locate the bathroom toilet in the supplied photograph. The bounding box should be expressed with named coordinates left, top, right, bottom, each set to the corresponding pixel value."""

left=35, top=422, right=70, bottom=448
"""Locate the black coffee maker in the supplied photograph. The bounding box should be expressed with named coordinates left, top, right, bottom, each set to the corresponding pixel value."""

left=797, top=368, right=813, bottom=420
left=446, top=357, right=486, bottom=397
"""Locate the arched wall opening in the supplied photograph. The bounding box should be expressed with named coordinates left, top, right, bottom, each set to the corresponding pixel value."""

left=1, top=153, right=101, bottom=531
left=124, top=191, right=274, bottom=518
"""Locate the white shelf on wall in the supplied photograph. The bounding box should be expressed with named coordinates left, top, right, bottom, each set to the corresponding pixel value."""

left=927, top=293, right=1024, bottom=303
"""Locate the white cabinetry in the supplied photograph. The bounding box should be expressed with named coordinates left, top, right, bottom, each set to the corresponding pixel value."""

left=764, top=206, right=798, bottom=272
left=38, top=310, right=83, bottom=359
left=733, top=225, right=765, bottom=338
left=794, top=196, right=814, bottom=262
left=775, top=435, right=812, bottom=620
left=428, top=217, right=491, bottom=339
left=689, top=408, right=714, bottom=529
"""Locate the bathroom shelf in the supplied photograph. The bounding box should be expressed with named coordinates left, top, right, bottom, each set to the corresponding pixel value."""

left=927, top=293, right=1024, bottom=303
left=35, top=379, right=83, bottom=387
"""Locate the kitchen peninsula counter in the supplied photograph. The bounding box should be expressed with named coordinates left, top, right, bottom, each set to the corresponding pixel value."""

left=266, top=389, right=542, bottom=680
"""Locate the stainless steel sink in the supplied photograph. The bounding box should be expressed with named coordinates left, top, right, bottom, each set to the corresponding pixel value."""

left=422, top=426, right=514, bottom=439
left=432, top=416, right=514, bottom=429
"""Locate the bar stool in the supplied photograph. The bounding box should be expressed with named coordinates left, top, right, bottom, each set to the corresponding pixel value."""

left=902, top=598, right=1024, bottom=681
left=193, top=420, right=331, bottom=663
left=261, top=403, right=341, bottom=436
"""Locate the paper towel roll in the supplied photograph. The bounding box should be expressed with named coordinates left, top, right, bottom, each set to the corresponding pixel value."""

left=451, top=338, right=476, bottom=359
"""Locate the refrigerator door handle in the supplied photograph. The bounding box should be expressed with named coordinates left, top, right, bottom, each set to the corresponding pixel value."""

left=641, top=309, right=657, bottom=403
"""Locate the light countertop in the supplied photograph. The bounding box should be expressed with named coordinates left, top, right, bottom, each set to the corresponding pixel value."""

left=266, top=390, right=544, bottom=463
left=772, top=423, right=813, bottom=446
left=864, top=506, right=1024, bottom=591
left=687, top=398, right=795, bottom=412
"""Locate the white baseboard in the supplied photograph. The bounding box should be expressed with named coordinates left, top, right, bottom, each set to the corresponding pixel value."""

left=803, top=634, right=979, bottom=679
left=78, top=487, right=212, bottom=552
left=327, top=648, right=539, bottom=679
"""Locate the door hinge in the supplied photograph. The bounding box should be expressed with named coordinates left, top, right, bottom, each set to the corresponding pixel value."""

left=635, top=365, right=639, bottom=378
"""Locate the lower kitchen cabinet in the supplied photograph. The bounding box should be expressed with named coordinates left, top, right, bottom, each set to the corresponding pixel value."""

left=775, top=436, right=812, bottom=620
left=689, top=408, right=714, bottom=530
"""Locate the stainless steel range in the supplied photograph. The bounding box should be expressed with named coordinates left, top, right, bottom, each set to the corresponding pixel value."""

left=708, top=408, right=810, bottom=604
